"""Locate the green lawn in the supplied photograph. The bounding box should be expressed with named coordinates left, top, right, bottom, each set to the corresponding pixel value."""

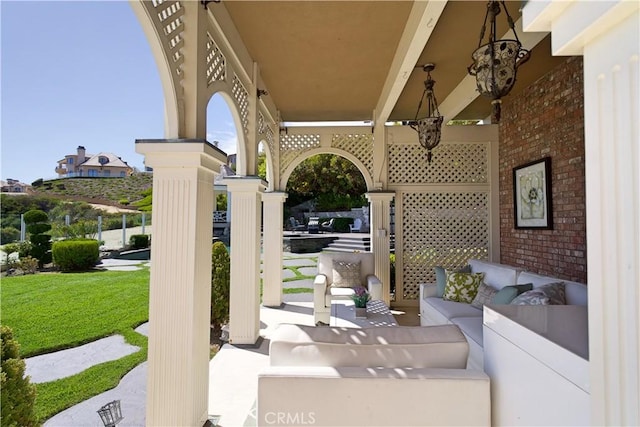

left=1, top=269, right=150, bottom=357
left=1, top=268, right=150, bottom=422
left=0, top=255, right=315, bottom=423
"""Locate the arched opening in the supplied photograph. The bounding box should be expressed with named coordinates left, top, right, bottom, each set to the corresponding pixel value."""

left=284, top=153, right=368, bottom=233
left=207, top=92, right=239, bottom=245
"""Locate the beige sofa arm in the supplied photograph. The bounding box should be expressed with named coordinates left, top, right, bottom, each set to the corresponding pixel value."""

left=366, top=275, right=383, bottom=301
left=258, top=366, right=490, bottom=426
left=420, top=282, right=437, bottom=300
left=313, top=274, right=328, bottom=308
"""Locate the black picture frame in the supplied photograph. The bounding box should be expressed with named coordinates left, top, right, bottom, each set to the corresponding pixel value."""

left=513, top=157, right=553, bottom=229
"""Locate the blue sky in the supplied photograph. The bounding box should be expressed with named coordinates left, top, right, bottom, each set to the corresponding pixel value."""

left=1, top=0, right=237, bottom=185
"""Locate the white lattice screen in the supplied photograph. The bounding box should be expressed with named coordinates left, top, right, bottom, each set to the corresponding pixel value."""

left=206, top=33, right=225, bottom=85
left=389, top=143, right=488, bottom=184
left=401, top=191, right=489, bottom=300
left=151, top=0, right=184, bottom=81
left=332, top=134, right=374, bottom=178
left=232, top=74, right=249, bottom=135
left=279, top=134, right=321, bottom=175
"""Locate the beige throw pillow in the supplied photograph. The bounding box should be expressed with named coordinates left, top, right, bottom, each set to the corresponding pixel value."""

left=332, top=260, right=361, bottom=288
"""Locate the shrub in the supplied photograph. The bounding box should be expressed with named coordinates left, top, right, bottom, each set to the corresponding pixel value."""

left=31, top=178, right=43, bottom=187
left=332, top=217, right=353, bottom=233
left=23, top=209, right=51, bottom=268
left=129, top=234, right=149, bottom=249
left=1, top=325, right=38, bottom=427
left=18, top=256, right=39, bottom=275
left=1, top=227, right=20, bottom=244
left=52, top=239, right=100, bottom=272
left=119, top=198, right=130, bottom=206
left=211, top=242, right=230, bottom=341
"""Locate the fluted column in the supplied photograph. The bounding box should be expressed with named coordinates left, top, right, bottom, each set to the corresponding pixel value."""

left=366, top=192, right=395, bottom=306
left=261, top=192, right=287, bottom=307
left=136, top=140, right=226, bottom=427
left=524, top=3, right=639, bottom=425
left=223, top=176, right=267, bottom=344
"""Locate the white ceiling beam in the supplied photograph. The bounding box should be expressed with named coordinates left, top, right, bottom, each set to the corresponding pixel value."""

left=439, top=17, right=549, bottom=123
left=373, top=0, right=448, bottom=126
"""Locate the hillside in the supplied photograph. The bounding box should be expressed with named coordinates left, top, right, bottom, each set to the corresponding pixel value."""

left=32, top=174, right=153, bottom=208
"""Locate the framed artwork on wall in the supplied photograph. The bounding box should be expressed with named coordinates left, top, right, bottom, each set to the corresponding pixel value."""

left=513, top=157, right=553, bottom=229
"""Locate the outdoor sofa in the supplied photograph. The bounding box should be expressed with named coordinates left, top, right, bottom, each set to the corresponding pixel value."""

left=419, top=259, right=588, bottom=370
left=257, top=324, right=490, bottom=426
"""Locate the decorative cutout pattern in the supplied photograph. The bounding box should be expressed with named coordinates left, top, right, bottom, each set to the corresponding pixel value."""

left=279, top=134, right=321, bottom=175
left=206, top=33, right=226, bottom=84
left=401, top=191, right=489, bottom=300
left=232, top=74, right=249, bottom=135
left=388, top=143, right=488, bottom=184
left=257, top=112, right=265, bottom=135
left=151, top=0, right=184, bottom=80
left=332, top=134, right=374, bottom=179
left=265, top=125, right=275, bottom=157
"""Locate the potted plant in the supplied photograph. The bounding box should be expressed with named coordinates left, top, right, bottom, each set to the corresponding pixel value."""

left=351, top=286, right=370, bottom=318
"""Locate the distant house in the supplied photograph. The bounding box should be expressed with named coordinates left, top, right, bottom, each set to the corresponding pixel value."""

left=0, top=178, right=31, bottom=193
left=55, top=146, right=133, bottom=178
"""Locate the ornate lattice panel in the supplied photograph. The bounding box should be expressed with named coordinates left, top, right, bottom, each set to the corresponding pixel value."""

left=232, top=74, right=249, bottom=135
left=332, top=134, right=374, bottom=179
left=401, top=191, right=489, bottom=300
left=257, top=112, right=265, bottom=135
left=206, top=33, right=226, bottom=85
left=151, top=0, right=184, bottom=81
left=279, top=134, right=321, bottom=175
left=389, top=143, right=488, bottom=184
left=265, top=125, right=275, bottom=156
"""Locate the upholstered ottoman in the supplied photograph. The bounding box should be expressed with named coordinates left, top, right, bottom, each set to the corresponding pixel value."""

left=269, top=324, right=469, bottom=369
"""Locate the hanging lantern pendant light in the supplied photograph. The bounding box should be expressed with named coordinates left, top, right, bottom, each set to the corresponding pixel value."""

left=468, top=1, right=530, bottom=122
left=410, top=63, right=443, bottom=164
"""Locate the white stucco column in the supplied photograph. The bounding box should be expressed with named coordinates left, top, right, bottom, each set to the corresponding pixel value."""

left=136, top=140, right=226, bottom=427
left=366, top=192, right=395, bottom=306
left=524, top=3, right=639, bottom=425
left=223, top=176, right=267, bottom=344
left=261, top=191, right=288, bottom=307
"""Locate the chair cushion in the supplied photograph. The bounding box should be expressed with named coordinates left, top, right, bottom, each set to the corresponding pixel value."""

left=332, top=260, right=361, bottom=288
left=450, top=316, right=483, bottom=348
left=443, top=272, right=484, bottom=303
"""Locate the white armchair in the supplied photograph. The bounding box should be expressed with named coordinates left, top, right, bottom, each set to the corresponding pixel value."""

left=313, top=252, right=382, bottom=325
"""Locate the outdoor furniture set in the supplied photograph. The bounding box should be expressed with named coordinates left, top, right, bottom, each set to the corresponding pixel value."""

left=256, top=251, right=490, bottom=426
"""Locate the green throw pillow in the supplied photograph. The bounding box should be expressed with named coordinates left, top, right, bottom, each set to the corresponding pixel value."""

left=443, top=272, right=485, bottom=304
left=491, top=283, right=533, bottom=304
left=435, top=264, right=471, bottom=297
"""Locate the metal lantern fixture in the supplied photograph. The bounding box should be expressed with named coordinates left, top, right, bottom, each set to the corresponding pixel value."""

left=410, top=63, right=443, bottom=164
left=468, top=1, right=530, bottom=122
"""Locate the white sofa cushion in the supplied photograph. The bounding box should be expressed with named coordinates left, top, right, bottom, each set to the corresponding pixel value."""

left=423, top=297, right=483, bottom=322
left=469, top=259, right=520, bottom=289
left=269, top=324, right=469, bottom=369
left=258, top=367, right=491, bottom=427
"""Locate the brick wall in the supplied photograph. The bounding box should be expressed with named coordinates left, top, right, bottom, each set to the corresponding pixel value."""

left=499, top=56, right=586, bottom=283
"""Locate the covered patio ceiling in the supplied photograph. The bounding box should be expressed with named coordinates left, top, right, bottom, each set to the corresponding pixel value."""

left=221, top=0, right=566, bottom=123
